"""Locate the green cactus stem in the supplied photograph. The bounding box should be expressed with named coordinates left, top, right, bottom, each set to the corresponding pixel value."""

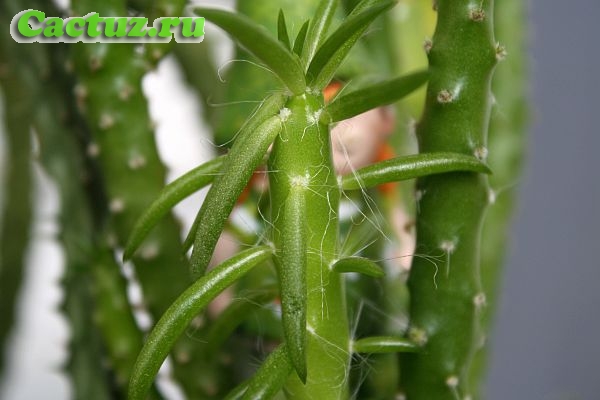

left=70, top=0, right=226, bottom=396
left=35, top=74, right=117, bottom=400
left=30, top=33, right=156, bottom=396
left=268, top=87, right=349, bottom=399
left=0, top=1, right=35, bottom=375
left=144, top=0, right=188, bottom=63
left=71, top=0, right=191, bottom=319
left=400, top=1, right=498, bottom=398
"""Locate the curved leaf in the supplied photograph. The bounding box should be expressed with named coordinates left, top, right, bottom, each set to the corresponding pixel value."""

left=323, top=70, right=429, bottom=123
left=353, top=336, right=419, bottom=354
left=183, top=92, right=287, bottom=253
left=188, top=115, right=282, bottom=278
left=184, top=113, right=285, bottom=281
left=242, top=345, right=293, bottom=400
left=278, top=187, right=308, bottom=382
left=301, top=0, right=338, bottom=66
left=123, top=156, right=225, bottom=261
left=194, top=8, right=306, bottom=94
left=342, top=152, right=492, bottom=191
left=277, top=10, right=291, bottom=50
left=306, top=0, right=395, bottom=88
left=293, top=20, right=310, bottom=57
left=331, top=256, right=384, bottom=278
left=128, top=246, right=273, bottom=400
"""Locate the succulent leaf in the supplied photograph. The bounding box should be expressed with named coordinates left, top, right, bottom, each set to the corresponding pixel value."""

left=241, top=345, right=293, bottom=400
left=195, top=8, right=306, bottom=94
left=342, top=152, right=491, bottom=191
left=184, top=92, right=287, bottom=252
left=293, top=20, right=311, bottom=56
left=301, top=0, right=338, bottom=65
left=353, top=336, right=419, bottom=354
left=279, top=186, right=308, bottom=382
left=323, top=69, right=429, bottom=123
left=124, top=156, right=225, bottom=261
left=189, top=114, right=283, bottom=278
left=277, top=10, right=292, bottom=49
left=306, top=0, right=396, bottom=88
left=331, top=257, right=385, bottom=278
left=129, top=246, right=273, bottom=400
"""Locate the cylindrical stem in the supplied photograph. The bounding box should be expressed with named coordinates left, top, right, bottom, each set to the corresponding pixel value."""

left=70, top=0, right=223, bottom=396
left=269, top=92, right=350, bottom=398
left=401, top=1, right=497, bottom=398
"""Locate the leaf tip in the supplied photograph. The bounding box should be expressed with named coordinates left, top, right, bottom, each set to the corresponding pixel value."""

left=475, top=160, right=492, bottom=175
left=122, top=245, right=134, bottom=262
left=295, top=360, right=307, bottom=384
left=285, top=326, right=307, bottom=383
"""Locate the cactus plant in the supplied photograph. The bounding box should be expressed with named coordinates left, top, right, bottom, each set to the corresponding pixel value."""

left=69, top=0, right=232, bottom=396
left=398, top=1, right=498, bottom=398
left=123, top=2, right=492, bottom=398
left=0, top=0, right=35, bottom=375
left=0, top=0, right=528, bottom=398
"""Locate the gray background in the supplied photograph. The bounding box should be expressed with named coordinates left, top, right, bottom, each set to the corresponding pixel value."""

left=487, top=0, right=600, bottom=399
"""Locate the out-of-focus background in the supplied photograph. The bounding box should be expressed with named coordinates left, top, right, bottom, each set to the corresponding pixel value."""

left=486, top=0, right=600, bottom=399
left=1, top=0, right=599, bottom=399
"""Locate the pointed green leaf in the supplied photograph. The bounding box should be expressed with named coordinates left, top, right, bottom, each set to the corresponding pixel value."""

left=194, top=8, right=306, bottom=94
left=323, top=70, right=429, bottom=123
left=189, top=115, right=283, bottom=278
left=331, top=257, right=384, bottom=278
left=342, top=152, right=492, bottom=191
left=278, top=186, right=308, bottom=382
left=346, top=0, right=395, bottom=18
left=277, top=10, right=291, bottom=50
left=353, top=336, right=419, bottom=354
left=183, top=93, right=286, bottom=252
left=293, top=20, right=310, bottom=56
left=123, top=156, right=225, bottom=261
left=301, top=0, right=337, bottom=66
left=241, top=345, right=293, bottom=400
left=306, top=0, right=395, bottom=88
left=128, top=246, right=273, bottom=400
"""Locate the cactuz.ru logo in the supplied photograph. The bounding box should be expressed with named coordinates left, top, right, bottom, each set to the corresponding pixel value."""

left=10, top=10, right=205, bottom=43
